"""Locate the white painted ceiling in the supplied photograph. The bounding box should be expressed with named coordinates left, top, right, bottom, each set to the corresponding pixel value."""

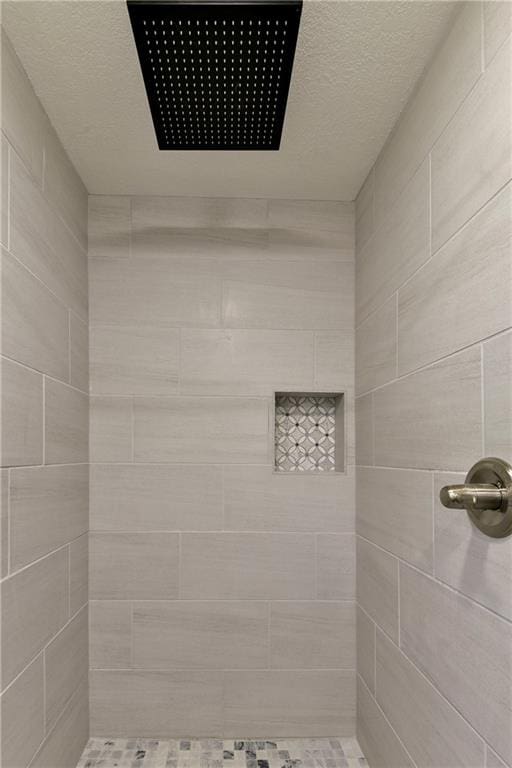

left=2, top=0, right=456, bottom=200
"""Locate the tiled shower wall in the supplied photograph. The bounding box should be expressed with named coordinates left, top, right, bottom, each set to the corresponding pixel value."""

left=354, top=4, right=512, bottom=768
left=1, top=31, right=89, bottom=768
left=88, top=195, right=355, bottom=735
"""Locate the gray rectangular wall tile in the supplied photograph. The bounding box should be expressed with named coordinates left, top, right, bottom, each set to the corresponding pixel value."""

left=268, top=200, right=354, bottom=233
left=30, top=681, right=89, bottom=768
left=376, top=628, right=485, bottom=768
left=356, top=537, right=398, bottom=642
left=269, top=601, right=355, bottom=669
left=90, top=600, right=132, bottom=669
left=180, top=328, right=314, bottom=396
left=89, top=396, right=132, bottom=463
left=70, top=313, right=89, bottom=392
left=0, top=654, right=45, bottom=768
left=89, top=531, right=179, bottom=600
left=484, top=331, right=512, bottom=461
left=132, top=195, right=268, bottom=230
left=133, top=396, right=270, bottom=464
left=398, top=184, right=512, bottom=374
left=484, top=1, right=512, bottom=66
left=90, top=670, right=223, bottom=737
left=132, top=601, right=268, bottom=670
left=356, top=295, right=397, bottom=394
left=69, top=534, right=88, bottom=615
left=374, top=346, right=482, bottom=471
left=2, top=248, right=69, bottom=380
left=1, top=356, right=43, bottom=467
left=317, top=533, right=356, bottom=600
left=181, top=533, right=315, bottom=600
left=223, top=670, right=355, bottom=737
left=357, top=676, right=415, bottom=768
left=1, top=469, right=8, bottom=578
left=88, top=195, right=130, bottom=259
left=90, top=324, right=179, bottom=395
left=355, top=393, right=373, bottom=466
left=400, top=562, right=512, bottom=764
left=90, top=464, right=223, bottom=531
left=223, top=465, right=354, bottom=533
left=314, top=330, right=354, bottom=390
left=431, top=41, right=512, bottom=251
left=1, top=548, right=68, bottom=688
left=45, top=606, right=88, bottom=731
left=357, top=607, right=376, bottom=694
left=357, top=467, right=433, bottom=572
left=10, top=464, right=88, bottom=570
left=44, top=379, right=88, bottom=464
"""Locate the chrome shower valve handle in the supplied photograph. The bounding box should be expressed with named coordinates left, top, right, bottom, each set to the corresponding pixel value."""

left=439, top=457, right=512, bottom=538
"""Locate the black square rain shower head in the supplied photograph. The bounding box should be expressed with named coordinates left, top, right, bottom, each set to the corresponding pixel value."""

left=127, top=0, right=302, bottom=150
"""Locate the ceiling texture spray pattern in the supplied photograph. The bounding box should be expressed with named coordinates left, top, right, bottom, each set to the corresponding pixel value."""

left=2, top=0, right=456, bottom=199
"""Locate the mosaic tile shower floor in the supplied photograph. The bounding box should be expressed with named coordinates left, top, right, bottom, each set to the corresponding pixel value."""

left=77, top=738, right=367, bottom=768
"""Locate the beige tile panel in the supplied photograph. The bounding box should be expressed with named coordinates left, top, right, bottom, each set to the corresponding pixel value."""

left=133, top=396, right=270, bottom=464
left=317, top=534, right=356, bottom=600
left=90, top=531, right=179, bottom=600
left=181, top=532, right=315, bottom=600
left=10, top=153, right=88, bottom=319
left=357, top=467, right=433, bottom=572
left=89, top=255, right=221, bottom=328
left=180, top=328, right=314, bottom=396
left=43, top=124, right=88, bottom=249
left=355, top=393, right=373, bottom=467
left=222, top=259, right=354, bottom=330
left=356, top=296, right=397, bottom=394
left=223, top=465, right=354, bottom=533
left=45, top=606, right=88, bottom=731
left=434, top=472, right=512, bottom=622
left=484, top=332, right=512, bottom=461
left=1, top=548, right=68, bottom=688
left=90, top=670, right=223, bottom=736
left=1, top=248, right=69, bottom=380
left=1, top=30, right=45, bottom=185
left=132, top=601, right=268, bottom=670
left=89, top=600, right=132, bottom=669
left=357, top=676, right=415, bottom=768
left=484, top=2, right=512, bottom=66
left=400, top=563, right=512, bottom=764
left=0, top=654, right=45, bottom=768
left=1, top=357, right=43, bottom=467
left=376, top=629, right=485, bottom=768
left=356, top=537, right=398, bottom=642
left=486, top=746, right=509, bottom=768
left=90, top=324, right=179, bottom=395
left=268, top=199, right=354, bottom=234
left=432, top=39, right=512, bottom=251
left=268, top=227, right=354, bottom=262
left=131, top=195, right=268, bottom=229
left=9, top=464, right=88, bottom=570
left=356, top=159, right=429, bottom=323
left=90, top=463, right=222, bottom=531
left=223, top=670, right=355, bottom=737
left=1, top=135, right=8, bottom=248
left=88, top=195, right=130, bottom=259
left=131, top=225, right=269, bottom=261
left=373, top=346, right=482, bottom=471
left=355, top=169, right=374, bottom=251
left=30, top=681, right=89, bottom=768
left=373, top=2, right=482, bottom=221
left=69, top=534, right=88, bottom=615
left=269, top=601, right=355, bottom=669
left=45, top=379, right=88, bottom=464
left=1, top=469, right=8, bottom=578
left=357, top=606, right=376, bottom=694
left=399, top=184, right=512, bottom=374
left=314, top=331, right=354, bottom=390
left=70, top=313, right=89, bottom=393
left=89, top=396, right=132, bottom=463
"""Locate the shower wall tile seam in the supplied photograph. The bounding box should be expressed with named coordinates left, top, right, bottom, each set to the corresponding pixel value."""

left=1, top=352, right=89, bottom=396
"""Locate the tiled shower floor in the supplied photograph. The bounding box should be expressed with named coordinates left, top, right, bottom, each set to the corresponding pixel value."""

left=77, top=737, right=368, bottom=768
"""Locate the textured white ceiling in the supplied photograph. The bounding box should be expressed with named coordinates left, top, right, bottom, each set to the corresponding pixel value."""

left=2, top=0, right=456, bottom=200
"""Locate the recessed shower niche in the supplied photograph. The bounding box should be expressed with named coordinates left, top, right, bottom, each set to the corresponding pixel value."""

left=274, top=392, right=344, bottom=472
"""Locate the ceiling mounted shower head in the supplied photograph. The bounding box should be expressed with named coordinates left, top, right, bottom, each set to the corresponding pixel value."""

left=127, top=0, right=302, bottom=150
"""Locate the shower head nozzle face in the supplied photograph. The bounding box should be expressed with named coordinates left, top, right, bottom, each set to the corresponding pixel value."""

left=127, top=0, right=302, bottom=150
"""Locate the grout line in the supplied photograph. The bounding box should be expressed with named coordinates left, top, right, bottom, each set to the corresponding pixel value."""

left=1, top=353, right=89, bottom=396
left=480, top=342, right=486, bottom=456
left=0, top=532, right=88, bottom=585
